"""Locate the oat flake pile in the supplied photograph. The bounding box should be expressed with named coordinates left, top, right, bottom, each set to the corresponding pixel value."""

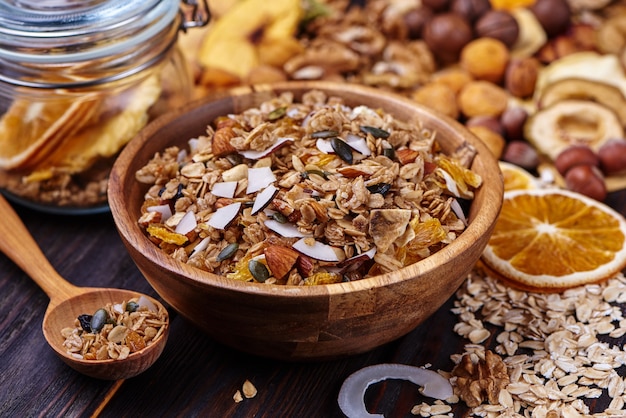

left=135, top=90, right=482, bottom=285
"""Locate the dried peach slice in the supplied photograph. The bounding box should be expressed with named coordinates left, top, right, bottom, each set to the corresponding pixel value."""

left=481, top=188, right=626, bottom=292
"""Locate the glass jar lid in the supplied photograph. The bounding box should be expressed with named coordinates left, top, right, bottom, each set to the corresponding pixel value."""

left=0, top=0, right=209, bottom=88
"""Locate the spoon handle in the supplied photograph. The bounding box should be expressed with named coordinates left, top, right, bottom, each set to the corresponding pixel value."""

left=0, top=194, right=78, bottom=300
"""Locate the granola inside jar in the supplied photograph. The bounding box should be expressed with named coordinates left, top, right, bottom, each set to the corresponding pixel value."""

left=0, top=0, right=209, bottom=213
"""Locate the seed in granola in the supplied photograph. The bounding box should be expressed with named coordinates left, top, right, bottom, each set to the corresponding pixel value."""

left=330, top=137, right=354, bottom=164
left=217, top=243, right=239, bottom=262
left=302, top=169, right=328, bottom=180
left=249, top=259, right=270, bottom=282
left=360, top=125, right=390, bottom=139
left=78, top=314, right=93, bottom=332
left=271, top=212, right=288, bottom=224
left=268, top=106, right=287, bottom=121
left=383, top=147, right=395, bottom=160
left=126, top=301, right=139, bottom=313
left=90, top=308, right=108, bottom=333
left=366, top=183, right=392, bottom=195
left=311, top=130, right=339, bottom=139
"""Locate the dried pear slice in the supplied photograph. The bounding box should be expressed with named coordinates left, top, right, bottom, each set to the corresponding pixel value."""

left=538, top=78, right=626, bottom=126
left=525, top=100, right=624, bottom=161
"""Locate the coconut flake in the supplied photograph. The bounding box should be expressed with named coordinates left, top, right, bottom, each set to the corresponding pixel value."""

left=207, top=202, right=241, bottom=230
left=211, top=181, right=238, bottom=198
left=345, top=133, right=371, bottom=156
left=246, top=167, right=276, bottom=194
left=316, top=138, right=335, bottom=154
left=338, top=364, right=453, bottom=418
left=293, top=238, right=340, bottom=262
left=147, top=204, right=172, bottom=222
left=175, top=211, right=197, bottom=235
left=137, top=295, right=157, bottom=312
left=264, top=219, right=310, bottom=238
left=190, top=236, right=211, bottom=258
left=251, top=185, right=279, bottom=215
left=338, top=247, right=377, bottom=268
left=450, top=198, right=467, bottom=226
left=437, top=168, right=461, bottom=198
left=238, top=137, right=294, bottom=159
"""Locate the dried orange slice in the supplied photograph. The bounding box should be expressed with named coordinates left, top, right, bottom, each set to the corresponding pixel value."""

left=0, top=96, right=100, bottom=170
left=499, top=161, right=538, bottom=191
left=482, top=188, right=626, bottom=292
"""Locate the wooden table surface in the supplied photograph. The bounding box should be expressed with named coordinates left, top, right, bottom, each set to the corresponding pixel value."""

left=1, top=189, right=625, bottom=417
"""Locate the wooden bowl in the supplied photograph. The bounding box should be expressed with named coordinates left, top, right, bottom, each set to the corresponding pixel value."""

left=108, top=81, right=503, bottom=361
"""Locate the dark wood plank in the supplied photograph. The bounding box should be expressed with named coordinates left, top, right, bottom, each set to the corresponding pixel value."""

left=0, top=190, right=625, bottom=417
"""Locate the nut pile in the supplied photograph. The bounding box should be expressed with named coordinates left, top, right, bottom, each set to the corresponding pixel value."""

left=61, top=297, right=167, bottom=361
left=192, top=0, right=626, bottom=201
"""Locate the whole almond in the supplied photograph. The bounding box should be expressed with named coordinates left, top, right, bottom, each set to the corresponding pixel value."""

left=264, top=245, right=299, bottom=280
left=212, top=126, right=237, bottom=157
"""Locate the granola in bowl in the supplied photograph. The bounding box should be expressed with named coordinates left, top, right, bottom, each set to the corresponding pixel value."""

left=135, top=89, right=482, bottom=285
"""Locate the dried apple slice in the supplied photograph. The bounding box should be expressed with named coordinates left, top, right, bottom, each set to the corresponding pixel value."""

left=538, top=78, right=626, bottom=126
left=525, top=100, right=624, bottom=161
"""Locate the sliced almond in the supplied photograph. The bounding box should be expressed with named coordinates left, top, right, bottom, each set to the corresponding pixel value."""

left=396, top=149, right=419, bottom=165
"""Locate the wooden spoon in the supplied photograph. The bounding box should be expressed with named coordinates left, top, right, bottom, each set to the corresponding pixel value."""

left=0, top=194, right=169, bottom=380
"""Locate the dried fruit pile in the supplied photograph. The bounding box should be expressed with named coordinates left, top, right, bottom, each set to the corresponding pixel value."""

left=186, top=0, right=626, bottom=202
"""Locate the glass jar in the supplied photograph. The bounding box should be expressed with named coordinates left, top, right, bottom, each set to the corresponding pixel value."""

left=0, top=0, right=209, bottom=214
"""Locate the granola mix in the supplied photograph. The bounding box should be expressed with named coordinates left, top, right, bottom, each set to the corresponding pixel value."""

left=61, top=297, right=167, bottom=361
left=135, top=90, right=482, bottom=285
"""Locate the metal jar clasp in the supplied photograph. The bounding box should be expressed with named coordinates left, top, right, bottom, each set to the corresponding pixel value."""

left=179, top=0, right=211, bottom=32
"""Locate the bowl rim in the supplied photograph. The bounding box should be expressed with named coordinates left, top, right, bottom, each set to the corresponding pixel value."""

left=109, top=80, right=503, bottom=298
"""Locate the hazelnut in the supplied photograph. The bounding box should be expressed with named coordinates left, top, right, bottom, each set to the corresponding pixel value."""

left=468, top=125, right=505, bottom=158
left=465, top=115, right=504, bottom=135
left=475, top=10, right=519, bottom=48
left=450, top=0, right=491, bottom=23
left=502, top=141, right=540, bottom=171
left=529, top=0, right=571, bottom=38
left=422, top=0, right=450, bottom=12
left=404, top=7, right=434, bottom=39
left=598, top=138, right=626, bottom=176
left=411, top=83, right=459, bottom=120
left=564, top=165, right=607, bottom=202
left=458, top=80, right=509, bottom=118
left=500, top=106, right=528, bottom=142
left=554, top=145, right=599, bottom=176
left=423, top=13, right=474, bottom=64
left=460, top=37, right=509, bottom=84
left=504, top=57, right=539, bottom=99
left=535, top=36, right=580, bottom=64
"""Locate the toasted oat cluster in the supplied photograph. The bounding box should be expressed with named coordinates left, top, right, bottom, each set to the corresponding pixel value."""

left=61, top=297, right=167, bottom=361
left=135, top=90, right=482, bottom=285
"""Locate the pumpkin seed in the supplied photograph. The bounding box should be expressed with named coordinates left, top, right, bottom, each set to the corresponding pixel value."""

left=248, top=259, right=270, bottom=282
left=311, top=130, right=339, bottom=139
left=226, top=154, right=242, bottom=166
left=301, top=169, right=328, bottom=180
left=272, top=212, right=288, bottom=224
left=217, top=243, right=239, bottom=261
left=90, top=308, right=108, bottom=333
left=383, top=147, right=395, bottom=160
left=78, top=314, right=92, bottom=332
left=330, top=137, right=353, bottom=164
left=126, top=301, right=139, bottom=313
left=268, top=106, right=287, bottom=121
left=367, top=183, right=392, bottom=195
left=360, top=125, right=390, bottom=139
